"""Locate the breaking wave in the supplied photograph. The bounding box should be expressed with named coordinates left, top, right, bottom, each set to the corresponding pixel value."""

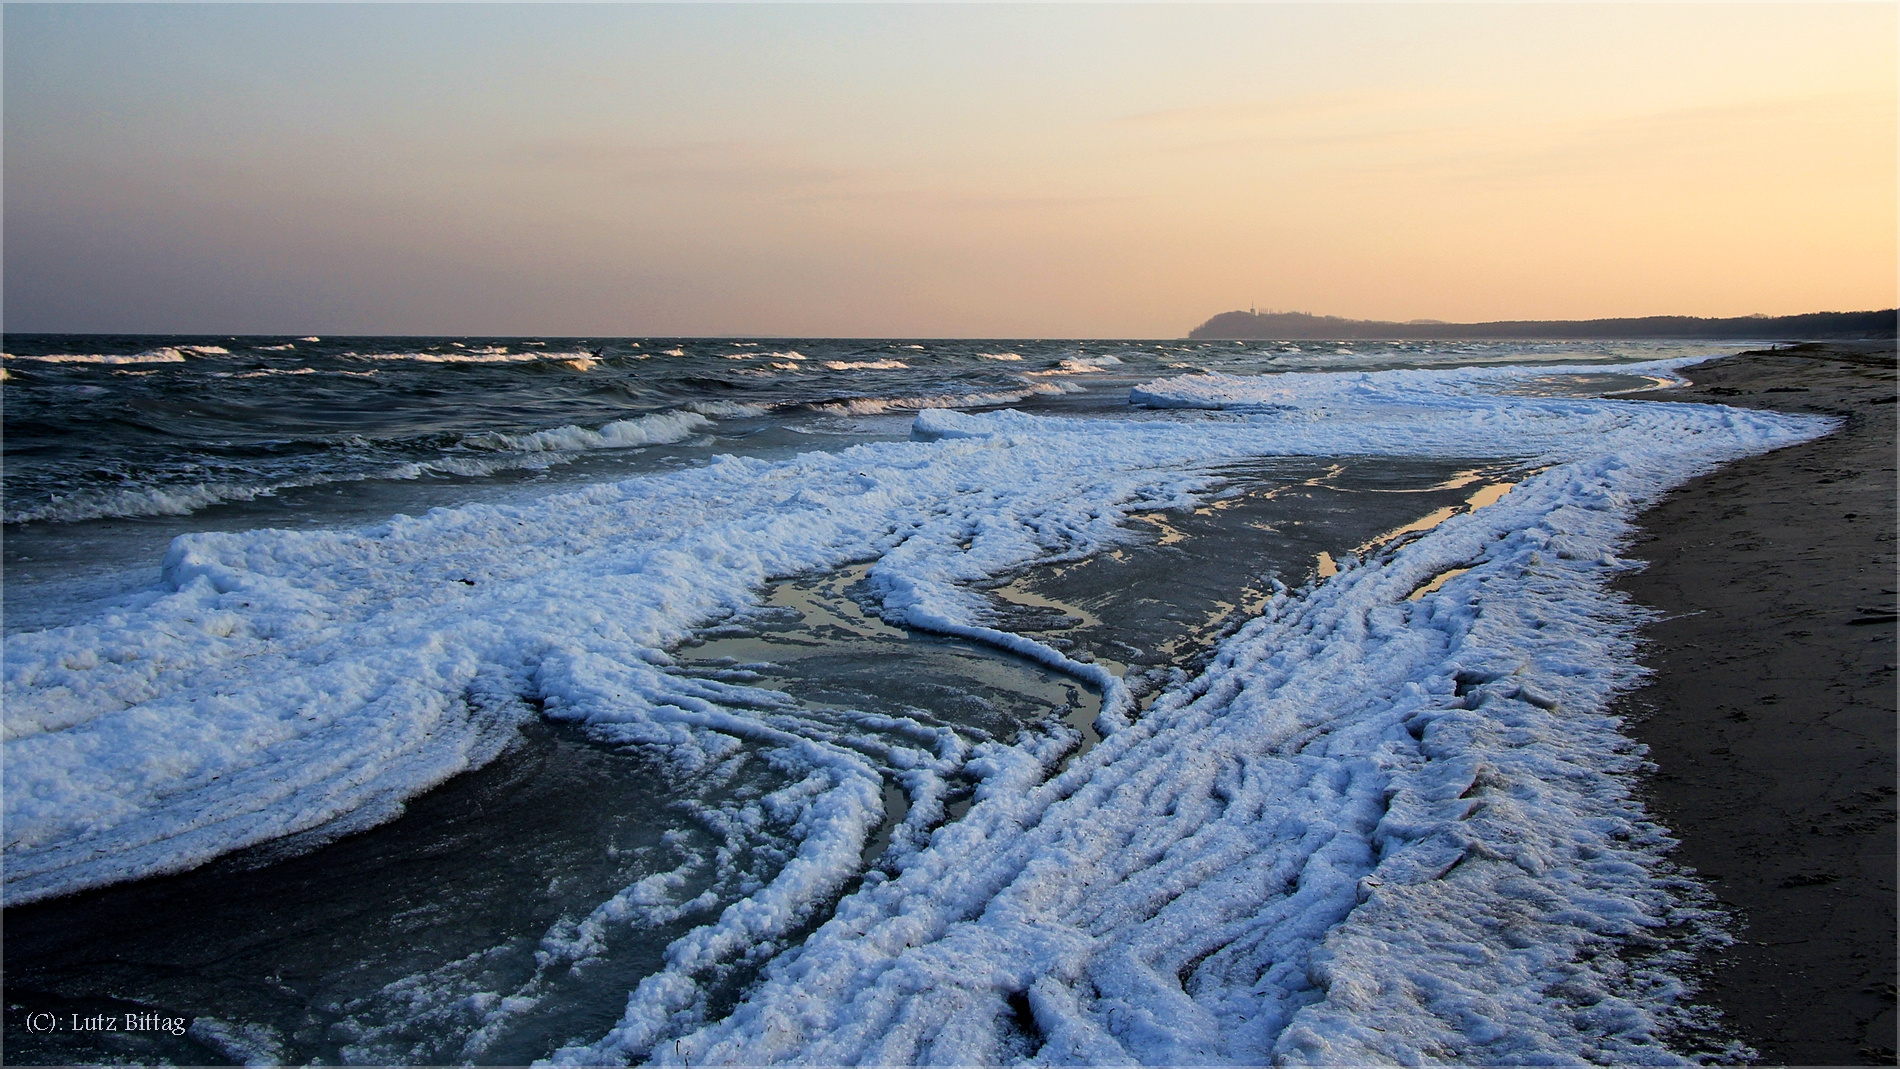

left=344, top=350, right=599, bottom=368
left=823, top=359, right=909, bottom=371
left=808, top=381, right=1077, bottom=415
left=6, top=412, right=716, bottom=524
left=463, top=411, right=713, bottom=452
left=3, top=346, right=229, bottom=365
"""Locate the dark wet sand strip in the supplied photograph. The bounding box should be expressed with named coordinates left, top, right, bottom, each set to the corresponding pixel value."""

left=1615, top=342, right=1897, bottom=1065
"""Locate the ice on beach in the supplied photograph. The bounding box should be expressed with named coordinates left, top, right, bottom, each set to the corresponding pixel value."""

left=3, top=355, right=1831, bottom=1063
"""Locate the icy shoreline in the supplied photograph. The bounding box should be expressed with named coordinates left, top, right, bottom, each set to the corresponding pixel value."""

left=640, top=451, right=1737, bottom=1066
left=3, top=356, right=1831, bottom=1063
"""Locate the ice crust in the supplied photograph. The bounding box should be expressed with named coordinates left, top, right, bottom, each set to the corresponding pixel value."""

left=4, top=356, right=1828, bottom=1064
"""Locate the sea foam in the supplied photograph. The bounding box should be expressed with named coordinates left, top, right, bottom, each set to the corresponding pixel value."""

left=4, top=356, right=1828, bottom=1064
left=2, top=347, right=217, bottom=365
left=343, top=349, right=598, bottom=367
left=462, top=411, right=712, bottom=452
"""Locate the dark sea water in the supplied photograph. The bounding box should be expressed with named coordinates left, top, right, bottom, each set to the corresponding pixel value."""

left=3, top=333, right=1682, bottom=633
left=1, top=334, right=1738, bottom=1065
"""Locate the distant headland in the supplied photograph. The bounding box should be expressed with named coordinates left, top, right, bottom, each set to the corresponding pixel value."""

left=1188, top=308, right=1898, bottom=341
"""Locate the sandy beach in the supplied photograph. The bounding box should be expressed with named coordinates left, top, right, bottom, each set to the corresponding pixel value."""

left=1616, top=342, right=1898, bottom=1065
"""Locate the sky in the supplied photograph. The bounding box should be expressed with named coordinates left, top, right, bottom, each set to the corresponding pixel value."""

left=4, top=3, right=1895, bottom=338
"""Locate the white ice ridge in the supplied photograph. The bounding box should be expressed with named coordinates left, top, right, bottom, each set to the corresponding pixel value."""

left=4, top=356, right=1827, bottom=1063
left=560, top=360, right=1830, bottom=1067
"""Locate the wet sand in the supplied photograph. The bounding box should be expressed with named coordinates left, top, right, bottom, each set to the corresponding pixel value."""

left=1614, top=342, right=1897, bottom=1065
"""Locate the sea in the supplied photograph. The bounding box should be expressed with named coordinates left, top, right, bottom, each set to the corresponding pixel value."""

left=2, top=335, right=1821, bottom=1066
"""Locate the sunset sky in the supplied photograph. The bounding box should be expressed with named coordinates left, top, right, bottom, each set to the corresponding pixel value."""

left=5, top=3, right=1894, bottom=338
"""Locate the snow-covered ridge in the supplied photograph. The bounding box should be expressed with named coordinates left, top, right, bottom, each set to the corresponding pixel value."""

left=3, top=357, right=1828, bottom=1063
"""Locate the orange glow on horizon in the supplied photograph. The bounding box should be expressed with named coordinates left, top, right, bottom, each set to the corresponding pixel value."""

left=5, top=4, right=1894, bottom=335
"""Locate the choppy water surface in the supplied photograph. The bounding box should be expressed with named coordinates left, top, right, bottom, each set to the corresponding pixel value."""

left=3, top=334, right=1748, bottom=1065
left=3, top=451, right=1506, bottom=1067
left=4, top=334, right=1714, bottom=631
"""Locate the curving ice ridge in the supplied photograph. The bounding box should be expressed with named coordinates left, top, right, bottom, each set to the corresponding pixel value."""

left=4, top=355, right=1829, bottom=1064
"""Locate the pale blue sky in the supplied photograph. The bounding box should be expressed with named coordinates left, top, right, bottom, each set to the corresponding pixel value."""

left=6, top=4, right=1894, bottom=336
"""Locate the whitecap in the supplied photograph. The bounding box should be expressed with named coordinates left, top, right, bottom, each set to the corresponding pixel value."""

left=462, top=411, right=712, bottom=453
left=685, top=401, right=772, bottom=418
left=344, top=350, right=598, bottom=368
left=823, top=359, right=908, bottom=371
left=809, top=382, right=1070, bottom=416
left=6, top=349, right=189, bottom=365
left=1028, top=354, right=1125, bottom=376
